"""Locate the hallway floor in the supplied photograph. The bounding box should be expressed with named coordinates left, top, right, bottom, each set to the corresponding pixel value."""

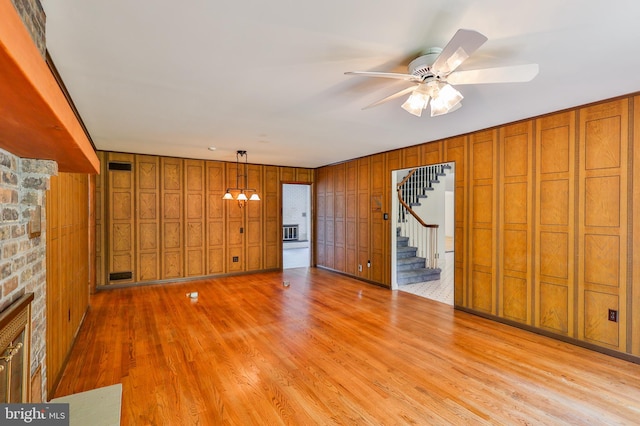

left=283, top=245, right=310, bottom=269
left=398, top=251, right=454, bottom=305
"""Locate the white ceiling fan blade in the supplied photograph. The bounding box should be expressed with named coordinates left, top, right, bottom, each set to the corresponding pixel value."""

left=431, top=29, right=488, bottom=76
left=362, top=85, right=418, bottom=110
left=345, top=71, right=421, bottom=82
left=447, top=64, right=539, bottom=85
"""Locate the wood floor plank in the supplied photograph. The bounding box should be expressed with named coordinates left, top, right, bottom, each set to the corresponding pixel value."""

left=53, top=268, right=640, bottom=424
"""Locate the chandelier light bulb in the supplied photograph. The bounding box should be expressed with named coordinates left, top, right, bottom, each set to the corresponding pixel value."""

left=222, top=150, right=261, bottom=205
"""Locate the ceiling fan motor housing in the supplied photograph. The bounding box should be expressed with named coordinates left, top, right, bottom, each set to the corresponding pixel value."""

left=408, top=47, right=443, bottom=80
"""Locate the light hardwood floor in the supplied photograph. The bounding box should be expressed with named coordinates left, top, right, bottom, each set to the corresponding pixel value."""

left=54, top=268, right=640, bottom=425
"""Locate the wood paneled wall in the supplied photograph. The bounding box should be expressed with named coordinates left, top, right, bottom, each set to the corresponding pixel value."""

left=499, top=122, right=533, bottom=324
left=206, top=161, right=225, bottom=274
left=357, top=159, right=370, bottom=280
left=263, top=166, right=280, bottom=270
left=185, top=160, right=205, bottom=277
left=161, top=157, right=184, bottom=279
left=46, top=172, right=90, bottom=395
left=95, top=151, right=106, bottom=286
left=444, top=138, right=465, bottom=306
left=315, top=94, right=640, bottom=358
left=97, top=152, right=313, bottom=285
left=469, top=130, right=498, bottom=314
left=137, top=155, right=160, bottom=282
left=633, top=96, right=640, bottom=356
left=108, top=153, right=135, bottom=284
left=577, top=101, right=629, bottom=351
left=535, top=112, right=576, bottom=336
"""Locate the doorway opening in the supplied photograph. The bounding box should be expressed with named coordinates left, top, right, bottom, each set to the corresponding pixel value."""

left=391, top=162, right=455, bottom=305
left=282, top=183, right=312, bottom=269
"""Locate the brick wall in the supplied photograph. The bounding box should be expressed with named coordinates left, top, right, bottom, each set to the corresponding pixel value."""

left=10, top=0, right=46, bottom=58
left=0, top=147, right=57, bottom=400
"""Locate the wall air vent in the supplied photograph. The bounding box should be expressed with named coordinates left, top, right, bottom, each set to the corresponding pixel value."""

left=109, top=272, right=133, bottom=281
left=108, top=162, right=132, bottom=171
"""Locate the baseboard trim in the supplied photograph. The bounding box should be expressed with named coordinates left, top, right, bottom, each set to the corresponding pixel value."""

left=315, top=265, right=391, bottom=289
left=96, top=268, right=281, bottom=291
left=455, top=306, right=640, bottom=365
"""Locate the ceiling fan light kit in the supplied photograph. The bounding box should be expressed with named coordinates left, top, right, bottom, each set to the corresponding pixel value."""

left=345, top=29, right=538, bottom=117
left=400, top=81, right=464, bottom=117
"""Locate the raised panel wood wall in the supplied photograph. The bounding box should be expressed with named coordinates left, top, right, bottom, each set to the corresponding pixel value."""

left=324, top=165, right=335, bottom=269
left=185, top=160, right=205, bottom=276
left=402, top=145, right=421, bottom=168
left=46, top=172, right=90, bottom=395
left=280, top=167, right=295, bottom=183
left=99, top=153, right=312, bottom=285
left=535, top=112, right=575, bottom=336
left=225, top=162, right=245, bottom=273
left=469, top=130, right=498, bottom=314
left=95, top=151, right=106, bottom=286
left=314, top=153, right=397, bottom=287
left=313, top=93, right=640, bottom=359
left=384, top=151, right=401, bottom=286
left=423, top=141, right=444, bottom=166
left=577, top=99, right=628, bottom=351
left=136, top=155, right=160, bottom=282
left=161, top=157, right=184, bottom=279
left=315, top=167, right=326, bottom=267
left=263, top=166, right=280, bottom=269
left=107, top=152, right=135, bottom=284
left=357, top=158, right=370, bottom=280
left=296, top=167, right=314, bottom=183
left=206, top=161, right=225, bottom=275
left=345, top=161, right=358, bottom=276
left=499, top=122, right=533, bottom=324
left=633, top=96, right=640, bottom=356
left=370, top=154, right=386, bottom=284
left=333, top=164, right=346, bottom=272
left=246, top=164, right=263, bottom=271
left=444, top=138, right=466, bottom=306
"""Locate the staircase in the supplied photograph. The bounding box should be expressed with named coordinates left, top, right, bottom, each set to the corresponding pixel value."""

left=397, top=233, right=441, bottom=285
left=398, top=164, right=450, bottom=218
left=396, top=164, right=450, bottom=285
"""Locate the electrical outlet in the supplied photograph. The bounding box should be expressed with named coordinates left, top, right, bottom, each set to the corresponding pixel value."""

left=367, top=260, right=371, bottom=268
left=232, top=256, right=239, bottom=262
left=608, top=309, right=618, bottom=322
left=358, top=264, right=362, bottom=272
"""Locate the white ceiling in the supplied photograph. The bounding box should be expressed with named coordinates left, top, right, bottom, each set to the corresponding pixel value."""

left=42, top=0, right=640, bottom=168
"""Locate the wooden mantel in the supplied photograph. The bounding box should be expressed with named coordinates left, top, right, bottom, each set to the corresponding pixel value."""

left=0, top=0, right=99, bottom=174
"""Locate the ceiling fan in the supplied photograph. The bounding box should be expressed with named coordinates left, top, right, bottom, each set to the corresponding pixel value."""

left=345, top=29, right=539, bottom=117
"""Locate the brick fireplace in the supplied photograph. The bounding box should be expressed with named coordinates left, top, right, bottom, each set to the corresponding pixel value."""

left=0, top=293, right=33, bottom=402
left=0, top=148, right=57, bottom=401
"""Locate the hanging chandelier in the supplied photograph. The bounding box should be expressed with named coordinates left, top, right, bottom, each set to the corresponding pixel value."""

left=222, top=150, right=260, bottom=207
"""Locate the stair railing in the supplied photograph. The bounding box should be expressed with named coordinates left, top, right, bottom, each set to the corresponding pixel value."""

left=397, top=168, right=439, bottom=268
